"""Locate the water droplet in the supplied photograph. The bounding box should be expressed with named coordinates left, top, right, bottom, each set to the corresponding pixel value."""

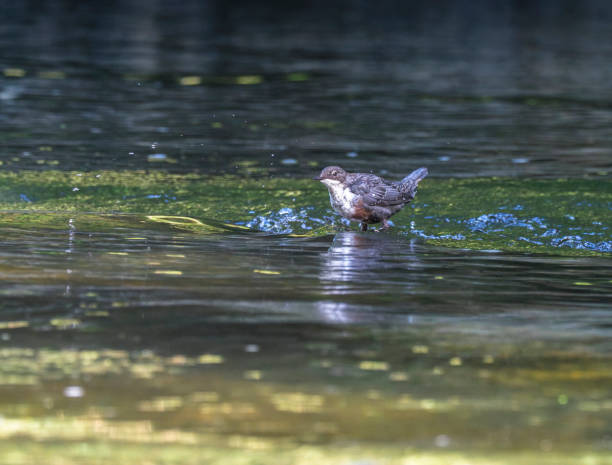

left=435, top=434, right=451, bottom=448
left=63, top=386, right=84, bottom=398
left=245, top=344, right=260, bottom=353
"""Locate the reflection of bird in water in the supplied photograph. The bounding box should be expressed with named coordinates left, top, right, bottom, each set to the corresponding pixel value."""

left=314, top=165, right=428, bottom=231
left=317, top=232, right=422, bottom=324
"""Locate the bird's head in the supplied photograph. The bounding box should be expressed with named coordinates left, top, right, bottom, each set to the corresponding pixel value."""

left=313, top=166, right=347, bottom=186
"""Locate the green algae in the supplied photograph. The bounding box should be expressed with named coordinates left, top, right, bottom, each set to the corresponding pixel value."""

left=0, top=170, right=315, bottom=222
left=0, top=170, right=609, bottom=255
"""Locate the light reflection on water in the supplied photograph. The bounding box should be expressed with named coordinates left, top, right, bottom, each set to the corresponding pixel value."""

left=0, top=217, right=610, bottom=462
left=318, top=232, right=422, bottom=323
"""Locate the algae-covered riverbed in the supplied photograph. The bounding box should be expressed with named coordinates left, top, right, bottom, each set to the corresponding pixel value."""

left=2, top=1, right=612, bottom=464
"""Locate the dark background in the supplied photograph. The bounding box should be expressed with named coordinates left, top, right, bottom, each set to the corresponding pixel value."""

left=1, top=0, right=612, bottom=177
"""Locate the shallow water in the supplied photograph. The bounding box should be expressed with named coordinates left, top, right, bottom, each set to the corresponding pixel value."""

left=0, top=183, right=610, bottom=463
left=1, top=2, right=612, bottom=464
left=1, top=215, right=611, bottom=455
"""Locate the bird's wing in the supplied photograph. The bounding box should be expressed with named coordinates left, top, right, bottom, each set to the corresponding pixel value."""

left=348, top=175, right=406, bottom=207
left=362, top=184, right=406, bottom=206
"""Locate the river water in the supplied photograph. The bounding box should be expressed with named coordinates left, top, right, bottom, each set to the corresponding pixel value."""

left=0, top=2, right=611, bottom=464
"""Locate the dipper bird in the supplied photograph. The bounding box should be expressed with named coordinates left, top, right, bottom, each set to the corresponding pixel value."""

left=314, top=165, right=428, bottom=231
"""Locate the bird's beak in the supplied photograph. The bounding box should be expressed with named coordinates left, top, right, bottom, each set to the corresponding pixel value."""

left=312, top=176, right=322, bottom=181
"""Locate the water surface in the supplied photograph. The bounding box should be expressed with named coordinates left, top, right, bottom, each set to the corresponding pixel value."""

left=0, top=175, right=610, bottom=464
left=1, top=2, right=612, bottom=464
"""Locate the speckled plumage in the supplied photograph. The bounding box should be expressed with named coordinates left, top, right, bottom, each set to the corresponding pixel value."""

left=314, top=166, right=428, bottom=231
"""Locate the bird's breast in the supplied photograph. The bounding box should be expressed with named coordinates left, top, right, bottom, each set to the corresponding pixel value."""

left=326, top=183, right=358, bottom=218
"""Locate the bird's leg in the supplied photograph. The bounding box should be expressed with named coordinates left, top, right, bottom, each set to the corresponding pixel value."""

left=360, top=222, right=368, bottom=232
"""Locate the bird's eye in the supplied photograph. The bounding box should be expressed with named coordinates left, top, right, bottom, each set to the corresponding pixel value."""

left=331, top=171, right=337, bottom=176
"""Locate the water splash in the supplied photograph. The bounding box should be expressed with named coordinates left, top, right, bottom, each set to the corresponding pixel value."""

left=466, top=213, right=548, bottom=232
left=463, top=213, right=611, bottom=253
left=551, top=235, right=612, bottom=252
left=246, top=207, right=350, bottom=234
left=244, top=209, right=611, bottom=254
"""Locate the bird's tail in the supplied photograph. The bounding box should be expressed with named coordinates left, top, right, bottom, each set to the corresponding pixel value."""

left=399, top=167, right=428, bottom=200
left=400, top=167, right=428, bottom=188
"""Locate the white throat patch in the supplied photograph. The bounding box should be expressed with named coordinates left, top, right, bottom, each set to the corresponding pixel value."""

left=321, top=179, right=341, bottom=188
